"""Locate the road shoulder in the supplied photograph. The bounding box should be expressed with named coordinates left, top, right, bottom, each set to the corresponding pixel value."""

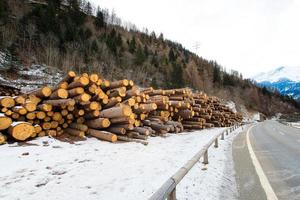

left=232, top=126, right=267, bottom=200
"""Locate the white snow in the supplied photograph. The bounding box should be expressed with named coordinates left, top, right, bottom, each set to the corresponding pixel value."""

left=0, top=127, right=240, bottom=200
left=177, top=127, right=240, bottom=200
left=252, top=66, right=300, bottom=83
left=289, top=122, right=300, bottom=129
left=226, top=101, right=237, bottom=113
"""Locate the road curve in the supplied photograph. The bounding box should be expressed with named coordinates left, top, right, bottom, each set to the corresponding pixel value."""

left=233, top=120, right=300, bottom=200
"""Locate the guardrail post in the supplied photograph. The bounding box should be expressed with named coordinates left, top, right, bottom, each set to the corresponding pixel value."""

left=226, top=129, right=228, bottom=135
left=214, top=138, right=219, bottom=148
left=221, top=132, right=224, bottom=140
left=203, top=150, right=209, bottom=164
left=167, top=187, right=176, bottom=200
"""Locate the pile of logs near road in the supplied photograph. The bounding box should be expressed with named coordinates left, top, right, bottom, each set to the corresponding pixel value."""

left=0, top=71, right=242, bottom=145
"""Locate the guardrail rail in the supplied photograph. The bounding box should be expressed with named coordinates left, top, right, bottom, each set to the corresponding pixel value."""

left=149, top=124, right=242, bottom=200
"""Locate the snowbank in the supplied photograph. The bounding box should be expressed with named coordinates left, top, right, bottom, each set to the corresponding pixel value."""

left=0, top=127, right=240, bottom=200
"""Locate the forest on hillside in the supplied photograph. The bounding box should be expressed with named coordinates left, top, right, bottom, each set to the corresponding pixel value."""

left=0, top=0, right=299, bottom=116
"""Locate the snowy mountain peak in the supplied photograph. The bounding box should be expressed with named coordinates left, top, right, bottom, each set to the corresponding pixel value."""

left=252, top=66, right=300, bottom=100
left=253, top=66, right=300, bottom=83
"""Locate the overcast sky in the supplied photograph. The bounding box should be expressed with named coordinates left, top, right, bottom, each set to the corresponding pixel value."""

left=89, top=0, right=300, bottom=77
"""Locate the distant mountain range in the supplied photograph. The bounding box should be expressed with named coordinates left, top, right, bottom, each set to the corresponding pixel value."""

left=252, top=66, right=300, bottom=100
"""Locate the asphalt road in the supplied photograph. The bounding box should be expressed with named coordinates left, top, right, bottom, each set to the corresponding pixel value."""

left=233, top=120, right=300, bottom=200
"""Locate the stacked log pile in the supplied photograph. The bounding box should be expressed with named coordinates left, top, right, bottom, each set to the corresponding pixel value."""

left=0, top=84, right=21, bottom=96
left=0, top=71, right=242, bottom=145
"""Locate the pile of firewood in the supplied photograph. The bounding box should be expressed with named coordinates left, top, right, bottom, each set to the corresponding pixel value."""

left=0, top=71, right=242, bottom=145
left=0, top=84, right=21, bottom=96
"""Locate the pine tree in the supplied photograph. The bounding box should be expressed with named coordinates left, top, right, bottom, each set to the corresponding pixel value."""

left=134, top=44, right=145, bottom=65
left=95, top=6, right=105, bottom=29
left=129, top=37, right=136, bottom=53
left=171, top=63, right=184, bottom=87
left=84, top=2, right=93, bottom=15
left=168, top=48, right=176, bottom=62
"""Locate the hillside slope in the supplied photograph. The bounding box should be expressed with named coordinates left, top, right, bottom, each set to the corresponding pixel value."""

left=0, top=0, right=299, bottom=116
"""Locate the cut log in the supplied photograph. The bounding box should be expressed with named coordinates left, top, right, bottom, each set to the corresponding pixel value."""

left=68, top=87, right=84, bottom=97
left=23, top=101, right=37, bottom=112
left=117, top=135, right=148, bottom=145
left=107, top=127, right=126, bottom=135
left=43, top=99, right=75, bottom=107
left=99, top=106, right=132, bottom=118
left=0, top=96, right=15, bottom=108
left=68, top=76, right=90, bottom=89
left=0, top=132, right=7, bottom=144
left=64, top=128, right=85, bottom=137
left=28, top=86, right=52, bottom=98
left=8, top=122, right=34, bottom=141
left=85, top=118, right=110, bottom=129
left=87, top=129, right=117, bottom=142
left=59, top=71, right=76, bottom=84
left=69, top=123, right=88, bottom=132
left=37, top=104, right=52, bottom=112
left=0, top=113, right=12, bottom=130
left=49, top=89, right=68, bottom=99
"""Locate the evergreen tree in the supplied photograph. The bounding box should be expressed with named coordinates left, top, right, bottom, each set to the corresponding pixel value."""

left=213, top=65, right=221, bottom=84
left=171, top=63, right=184, bottom=87
left=143, top=45, right=149, bottom=57
left=129, top=37, right=136, bottom=53
left=95, top=6, right=105, bottom=29
left=0, top=0, right=9, bottom=26
left=168, top=48, right=176, bottom=62
left=84, top=2, right=93, bottom=15
left=134, top=44, right=145, bottom=65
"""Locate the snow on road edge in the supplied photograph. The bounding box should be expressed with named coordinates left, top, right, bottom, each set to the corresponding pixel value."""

left=176, top=127, right=240, bottom=200
left=0, top=127, right=240, bottom=200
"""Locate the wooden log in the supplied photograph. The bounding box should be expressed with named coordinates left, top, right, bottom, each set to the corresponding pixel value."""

left=28, top=86, right=52, bottom=98
left=89, top=74, right=99, bottom=83
left=110, top=116, right=135, bottom=124
left=99, top=106, right=132, bottom=118
left=0, top=113, right=12, bottom=130
left=87, top=129, right=117, bottom=143
left=64, top=128, right=85, bottom=137
left=84, top=110, right=100, bottom=120
left=83, top=101, right=100, bottom=111
left=23, top=101, right=36, bottom=112
left=114, top=123, right=134, bottom=130
left=8, top=122, right=34, bottom=141
left=0, top=96, right=15, bottom=108
left=103, top=97, right=122, bottom=109
left=85, top=118, right=110, bottom=129
left=0, top=132, right=7, bottom=144
left=12, top=106, right=27, bottom=115
left=13, top=96, right=26, bottom=104
left=37, top=104, right=52, bottom=112
left=68, top=76, right=90, bottom=89
left=59, top=71, right=76, bottom=84
left=107, top=127, right=126, bottom=135
left=108, top=79, right=129, bottom=89
left=69, top=123, right=88, bottom=132
left=52, top=81, right=68, bottom=91
left=74, top=93, right=91, bottom=103
left=133, top=127, right=150, bottom=136
left=68, top=87, right=84, bottom=97
left=117, top=135, right=148, bottom=145
left=46, top=130, right=57, bottom=137
left=43, top=99, right=75, bottom=107
left=26, top=112, right=36, bottom=120
left=49, top=89, right=68, bottom=99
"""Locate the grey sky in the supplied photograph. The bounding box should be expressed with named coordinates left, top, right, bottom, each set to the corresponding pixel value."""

left=90, top=0, right=300, bottom=77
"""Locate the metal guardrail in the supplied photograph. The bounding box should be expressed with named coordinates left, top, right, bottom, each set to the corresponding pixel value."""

left=149, top=124, right=241, bottom=200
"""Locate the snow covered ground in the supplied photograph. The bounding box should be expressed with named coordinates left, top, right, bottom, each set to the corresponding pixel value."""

left=289, top=122, right=300, bottom=129
left=0, top=127, right=241, bottom=200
